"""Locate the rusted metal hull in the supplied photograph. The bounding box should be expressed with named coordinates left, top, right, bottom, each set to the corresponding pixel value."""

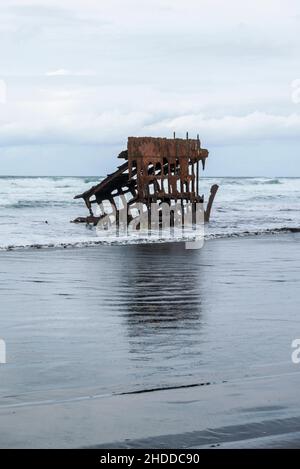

left=73, top=135, right=218, bottom=225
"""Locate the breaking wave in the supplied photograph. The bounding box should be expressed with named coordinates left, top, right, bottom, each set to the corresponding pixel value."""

left=0, top=176, right=299, bottom=252
left=1, top=227, right=299, bottom=252
left=263, top=178, right=282, bottom=185
left=1, top=200, right=76, bottom=209
left=213, top=178, right=282, bottom=186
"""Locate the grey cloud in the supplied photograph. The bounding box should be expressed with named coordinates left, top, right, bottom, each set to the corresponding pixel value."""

left=1, top=0, right=300, bottom=175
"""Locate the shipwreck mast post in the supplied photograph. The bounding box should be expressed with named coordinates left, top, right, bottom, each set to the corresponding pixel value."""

left=196, top=134, right=200, bottom=197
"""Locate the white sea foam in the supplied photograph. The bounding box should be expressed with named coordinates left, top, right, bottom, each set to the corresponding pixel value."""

left=0, top=176, right=299, bottom=251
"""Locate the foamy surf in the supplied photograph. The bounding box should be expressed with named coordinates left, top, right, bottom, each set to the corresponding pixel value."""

left=1, top=227, right=300, bottom=252
left=0, top=176, right=299, bottom=251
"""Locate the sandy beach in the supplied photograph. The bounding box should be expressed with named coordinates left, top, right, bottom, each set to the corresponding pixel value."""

left=0, top=233, right=300, bottom=448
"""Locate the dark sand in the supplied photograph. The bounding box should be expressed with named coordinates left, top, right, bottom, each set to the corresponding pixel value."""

left=0, top=234, right=300, bottom=448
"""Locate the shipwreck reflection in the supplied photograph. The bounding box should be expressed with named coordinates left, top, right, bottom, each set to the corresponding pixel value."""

left=117, top=243, right=206, bottom=357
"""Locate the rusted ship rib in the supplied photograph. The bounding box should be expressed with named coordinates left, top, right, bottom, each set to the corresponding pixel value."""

left=73, top=135, right=218, bottom=225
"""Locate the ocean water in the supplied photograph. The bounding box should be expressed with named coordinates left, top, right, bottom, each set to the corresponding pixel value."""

left=0, top=176, right=299, bottom=250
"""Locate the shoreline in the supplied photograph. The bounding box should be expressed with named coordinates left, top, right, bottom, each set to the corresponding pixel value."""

left=1, top=226, right=300, bottom=253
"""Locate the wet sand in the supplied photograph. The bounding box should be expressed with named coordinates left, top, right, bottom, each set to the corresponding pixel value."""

left=0, top=234, right=300, bottom=448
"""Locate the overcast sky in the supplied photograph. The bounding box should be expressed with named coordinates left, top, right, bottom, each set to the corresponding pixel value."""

left=0, top=0, right=300, bottom=176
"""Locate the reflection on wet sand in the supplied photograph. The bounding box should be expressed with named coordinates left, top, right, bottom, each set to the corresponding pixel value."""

left=104, top=243, right=207, bottom=372
left=122, top=244, right=204, bottom=334
left=1, top=235, right=300, bottom=448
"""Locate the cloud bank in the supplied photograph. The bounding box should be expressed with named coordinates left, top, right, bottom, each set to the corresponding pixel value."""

left=0, top=0, right=300, bottom=174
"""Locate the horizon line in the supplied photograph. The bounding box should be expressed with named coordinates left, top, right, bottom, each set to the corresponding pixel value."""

left=0, top=175, right=300, bottom=179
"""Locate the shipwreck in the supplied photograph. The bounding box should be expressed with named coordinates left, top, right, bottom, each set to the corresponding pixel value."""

left=73, top=134, right=218, bottom=229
